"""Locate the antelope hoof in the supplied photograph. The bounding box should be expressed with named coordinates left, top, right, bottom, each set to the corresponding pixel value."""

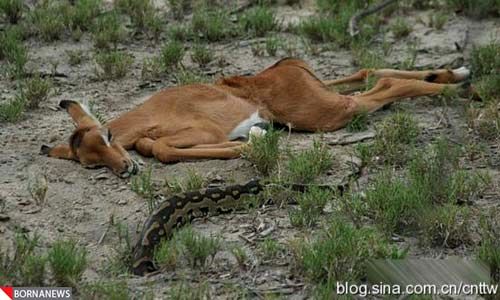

left=119, top=160, right=140, bottom=178
left=452, top=66, right=470, bottom=82
left=59, top=99, right=78, bottom=110
left=40, top=145, right=52, bottom=155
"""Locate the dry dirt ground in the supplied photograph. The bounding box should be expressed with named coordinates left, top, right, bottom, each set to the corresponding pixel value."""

left=1, top=1, right=499, bottom=299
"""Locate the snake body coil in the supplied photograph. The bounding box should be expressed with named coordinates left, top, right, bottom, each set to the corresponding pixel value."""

left=131, top=179, right=263, bottom=275
left=131, top=162, right=361, bottom=276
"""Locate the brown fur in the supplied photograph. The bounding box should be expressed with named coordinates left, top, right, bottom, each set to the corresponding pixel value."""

left=44, top=59, right=468, bottom=177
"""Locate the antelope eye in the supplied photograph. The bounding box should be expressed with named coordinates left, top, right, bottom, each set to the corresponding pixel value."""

left=107, top=130, right=113, bottom=141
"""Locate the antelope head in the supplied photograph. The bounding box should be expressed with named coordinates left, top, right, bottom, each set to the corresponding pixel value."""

left=41, top=100, right=139, bottom=178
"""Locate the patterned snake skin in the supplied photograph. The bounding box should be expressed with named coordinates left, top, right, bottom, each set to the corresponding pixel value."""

left=131, top=162, right=361, bottom=276
left=131, top=179, right=264, bottom=275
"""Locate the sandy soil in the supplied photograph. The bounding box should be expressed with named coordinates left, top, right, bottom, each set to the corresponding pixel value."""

left=0, top=1, right=499, bottom=299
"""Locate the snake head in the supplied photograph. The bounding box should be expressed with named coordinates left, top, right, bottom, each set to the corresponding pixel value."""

left=131, top=257, right=157, bottom=276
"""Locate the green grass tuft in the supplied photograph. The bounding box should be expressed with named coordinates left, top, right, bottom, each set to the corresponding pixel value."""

left=92, top=11, right=126, bottom=50
left=131, top=166, right=156, bottom=213
left=0, top=0, right=24, bottom=24
left=94, top=50, right=133, bottom=80
left=160, top=40, right=185, bottom=70
left=48, top=240, right=87, bottom=288
left=242, top=127, right=282, bottom=176
left=286, top=139, right=333, bottom=184
left=390, top=17, right=412, bottom=38
left=191, top=43, right=214, bottom=67
left=420, top=204, right=472, bottom=248
left=21, top=74, right=52, bottom=109
left=289, top=186, right=333, bottom=228
left=478, top=208, right=500, bottom=282
left=87, top=281, right=130, bottom=300
left=240, top=6, right=279, bottom=37
left=373, top=113, right=420, bottom=165
left=176, top=227, right=221, bottom=269
left=346, top=110, right=369, bottom=132
left=291, top=218, right=392, bottom=283
left=191, top=8, right=235, bottom=42
left=0, top=95, right=25, bottom=123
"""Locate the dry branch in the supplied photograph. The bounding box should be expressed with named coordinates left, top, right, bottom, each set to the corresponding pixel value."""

left=349, top=0, right=399, bottom=37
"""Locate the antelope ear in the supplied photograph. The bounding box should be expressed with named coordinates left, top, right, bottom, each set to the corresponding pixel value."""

left=40, top=144, right=76, bottom=160
left=59, top=100, right=99, bottom=128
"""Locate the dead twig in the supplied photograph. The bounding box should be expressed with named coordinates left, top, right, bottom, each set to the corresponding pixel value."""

left=328, top=132, right=376, bottom=146
left=349, top=0, right=399, bottom=37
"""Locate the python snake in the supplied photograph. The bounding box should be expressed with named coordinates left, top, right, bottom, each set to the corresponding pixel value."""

left=131, top=164, right=361, bottom=276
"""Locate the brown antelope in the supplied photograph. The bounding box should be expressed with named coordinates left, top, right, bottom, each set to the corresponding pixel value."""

left=41, top=58, right=470, bottom=177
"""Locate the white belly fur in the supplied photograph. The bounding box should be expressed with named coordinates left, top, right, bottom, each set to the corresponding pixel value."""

left=228, top=111, right=269, bottom=141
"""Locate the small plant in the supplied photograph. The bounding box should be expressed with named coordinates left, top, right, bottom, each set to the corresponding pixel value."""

left=165, top=168, right=205, bottom=194
left=251, top=42, right=265, bottom=56
left=390, top=17, right=412, bottom=39
left=1, top=232, right=44, bottom=285
left=27, top=169, right=48, bottom=206
left=154, top=239, right=178, bottom=270
left=87, top=281, right=129, bottom=300
left=94, top=50, right=133, bottom=80
left=230, top=245, right=248, bottom=269
left=298, top=17, right=347, bottom=45
left=0, top=95, right=25, bottom=122
left=0, top=0, right=24, bottom=24
left=184, top=169, right=205, bottom=191
left=191, top=43, right=214, bottom=67
left=470, top=42, right=500, bottom=79
left=475, top=74, right=500, bottom=104
left=91, top=11, right=126, bottom=50
left=259, top=238, right=282, bottom=260
left=105, top=221, right=133, bottom=276
left=168, top=0, right=191, bottom=20
left=346, top=110, right=368, bottom=132
left=478, top=208, right=500, bottom=282
left=191, top=8, right=235, bottom=42
left=28, top=1, right=66, bottom=42
left=173, top=69, right=209, bottom=85
left=177, top=227, right=221, bottom=269
left=160, top=40, right=185, bottom=70
left=141, top=56, right=163, bottom=81
left=167, top=24, right=193, bottom=42
left=131, top=166, right=156, bottom=213
left=446, top=0, right=499, bottom=18
left=286, top=139, right=333, bottom=184
left=242, top=127, right=281, bottom=176
left=19, top=254, right=46, bottom=286
left=365, top=171, right=426, bottom=234
left=21, top=75, right=53, bottom=109
left=0, top=26, right=28, bottom=78
left=169, top=281, right=211, bottom=300
left=144, top=13, right=164, bottom=41
left=354, top=142, right=375, bottom=167
left=87, top=100, right=107, bottom=124
left=115, top=0, right=153, bottom=30
left=47, top=240, right=87, bottom=288
left=429, top=12, right=448, bottom=30
left=409, top=138, right=490, bottom=204
left=64, top=0, right=102, bottom=32
left=289, top=186, right=333, bottom=227
left=240, top=6, right=279, bottom=37
left=66, top=50, right=85, bottom=66
left=351, top=43, right=388, bottom=69
left=291, top=218, right=391, bottom=283
left=420, top=204, right=472, bottom=248
left=373, top=113, right=420, bottom=165
left=366, top=139, right=491, bottom=235
left=265, top=36, right=282, bottom=56
left=298, top=1, right=367, bottom=47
